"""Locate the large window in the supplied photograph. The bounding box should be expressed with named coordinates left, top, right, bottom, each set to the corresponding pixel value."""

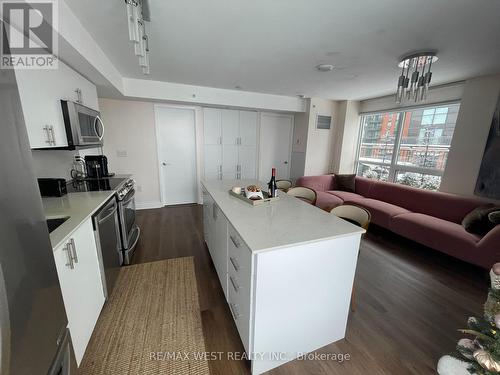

left=356, top=103, right=460, bottom=190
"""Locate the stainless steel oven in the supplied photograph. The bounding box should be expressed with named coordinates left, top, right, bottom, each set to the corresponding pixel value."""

left=117, top=183, right=140, bottom=265
left=60, top=100, right=104, bottom=148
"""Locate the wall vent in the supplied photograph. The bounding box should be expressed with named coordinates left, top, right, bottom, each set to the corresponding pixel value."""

left=316, top=115, right=332, bottom=129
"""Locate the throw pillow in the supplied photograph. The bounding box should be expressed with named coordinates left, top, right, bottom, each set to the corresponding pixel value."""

left=335, top=174, right=356, bottom=193
left=462, top=204, right=498, bottom=236
left=489, top=211, right=500, bottom=225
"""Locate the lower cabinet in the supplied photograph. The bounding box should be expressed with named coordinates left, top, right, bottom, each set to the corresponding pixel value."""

left=227, top=224, right=253, bottom=352
left=213, top=203, right=228, bottom=299
left=53, top=219, right=105, bottom=365
left=202, top=191, right=253, bottom=350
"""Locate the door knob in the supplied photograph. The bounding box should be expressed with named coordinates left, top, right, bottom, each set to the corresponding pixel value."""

left=162, top=162, right=171, bottom=166
left=284, top=161, right=288, bottom=164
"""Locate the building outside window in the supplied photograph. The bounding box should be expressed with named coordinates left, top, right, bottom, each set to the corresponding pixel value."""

left=356, top=103, right=460, bottom=190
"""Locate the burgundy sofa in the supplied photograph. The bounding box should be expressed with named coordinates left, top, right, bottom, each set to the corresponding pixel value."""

left=296, top=174, right=500, bottom=269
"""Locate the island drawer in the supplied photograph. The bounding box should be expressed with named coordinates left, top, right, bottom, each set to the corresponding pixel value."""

left=228, top=224, right=252, bottom=277
left=228, top=270, right=251, bottom=352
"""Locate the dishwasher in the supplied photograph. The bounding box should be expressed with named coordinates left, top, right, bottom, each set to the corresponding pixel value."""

left=93, top=196, right=122, bottom=300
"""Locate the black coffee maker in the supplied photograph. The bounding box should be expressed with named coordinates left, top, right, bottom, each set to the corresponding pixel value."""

left=84, top=155, right=114, bottom=178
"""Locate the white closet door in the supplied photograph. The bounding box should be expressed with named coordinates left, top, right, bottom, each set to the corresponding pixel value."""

left=204, top=145, right=222, bottom=180
left=221, top=109, right=239, bottom=145
left=222, top=145, right=239, bottom=179
left=157, top=106, right=198, bottom=205
left=239, top=111, right=258, bottom=146
left=259, top=113, right=293, bottom=180
left=239, top=146, right=257, bottom=179
left=204, top=108, right=222, bottom=145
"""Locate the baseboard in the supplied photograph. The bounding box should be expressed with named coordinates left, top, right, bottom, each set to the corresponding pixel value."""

left=135, top=201, right=163, bottom=210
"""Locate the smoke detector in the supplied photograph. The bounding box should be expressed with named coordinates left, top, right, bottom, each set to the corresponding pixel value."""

left=315, top=64, right=334, bottom=72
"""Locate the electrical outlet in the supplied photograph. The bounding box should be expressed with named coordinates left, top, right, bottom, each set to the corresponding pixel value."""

left=116, top=150, right=128, bottom=157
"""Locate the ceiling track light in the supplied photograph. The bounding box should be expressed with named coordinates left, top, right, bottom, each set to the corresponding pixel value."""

left=395, top=51, right=437, bottom=104
left=125, top=0, right=151, bottom=75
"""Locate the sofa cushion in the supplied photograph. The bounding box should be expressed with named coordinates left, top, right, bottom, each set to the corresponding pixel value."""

left=366, top=179, right=484, bottom=224
left=296, top=175, right=335, bottom=192
left=327, top=190, right=365, bottom=203
left=334, top=174, right=356, bottom=192
left=353, top=198, right=410, bottom=228
left=390, top=213, right=482, bottom=262
left=354, top=176, right=374, bottom=197
left=315, top=191, right=343, bottom=212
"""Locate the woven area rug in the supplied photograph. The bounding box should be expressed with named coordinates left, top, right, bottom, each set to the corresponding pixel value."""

left=79, top=257, right=210, bottom=375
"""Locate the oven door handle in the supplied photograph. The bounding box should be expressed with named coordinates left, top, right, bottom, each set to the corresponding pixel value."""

left=98, top=205, right=118, bottom=224
left=120, top=189, right=135, bottom=205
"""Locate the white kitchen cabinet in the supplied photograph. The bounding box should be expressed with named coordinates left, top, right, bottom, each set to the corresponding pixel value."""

left=203, top=108, right=258, bottom=180
left=14, top=60, right=98, bottom=149
left=239, top=111, right=258, bottom=146
left=203, top=108, right=222, bottom=145
left=53, top=219, right=105, bottom=366
left=221, top=110, right=240, bottom=145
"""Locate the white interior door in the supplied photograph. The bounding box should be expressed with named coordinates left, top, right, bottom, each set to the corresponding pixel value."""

left=259, top=113, right=293, bottom=181
left=156, top=106, right=198, bottom=205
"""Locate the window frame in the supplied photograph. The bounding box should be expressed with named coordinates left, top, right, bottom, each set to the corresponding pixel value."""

left=355, top=101, right=461, bottom=188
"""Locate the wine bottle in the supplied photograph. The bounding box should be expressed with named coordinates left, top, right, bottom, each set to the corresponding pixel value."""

left=268, top=168, right=278, bottom=198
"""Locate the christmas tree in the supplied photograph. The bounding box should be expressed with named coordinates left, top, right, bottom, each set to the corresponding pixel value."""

left=438, top=264, right=500, bottom=375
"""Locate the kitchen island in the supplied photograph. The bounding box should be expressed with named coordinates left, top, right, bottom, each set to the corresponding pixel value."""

left=201, top=179, right=365, bottom=375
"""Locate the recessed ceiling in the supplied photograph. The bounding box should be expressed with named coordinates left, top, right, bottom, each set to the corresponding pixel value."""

left=65, top=0, right=500, bottom=100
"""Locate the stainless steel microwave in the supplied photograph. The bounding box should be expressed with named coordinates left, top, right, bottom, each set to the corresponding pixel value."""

left=61, top=100, right=104, bottom=148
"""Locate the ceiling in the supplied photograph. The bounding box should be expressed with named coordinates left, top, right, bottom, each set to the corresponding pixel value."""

left=65, top=0, right=500, bottom=100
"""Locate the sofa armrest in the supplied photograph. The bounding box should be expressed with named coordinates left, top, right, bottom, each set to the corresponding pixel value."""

left=476, top=225, right=500, bottom=268
left=295, top=175, right=335, bottom=192
left=478, top=225, right=500, bottom=249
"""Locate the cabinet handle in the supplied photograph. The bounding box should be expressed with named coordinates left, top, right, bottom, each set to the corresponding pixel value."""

left=49, top=126, right=56, bottom=145
left=64, top=243, right=74, bottom=269
left=212, top=203, right=217, bottom=220
left=229, top=235, right=240, bottom=248
left=229, top=303, right=242, bottom=320
left=229, top=256, right=240, bottom=271
left=218, top=136, right=222, bottom=145
left=43, top=126, right=51, bottom=144
left=70, top=238, right=78, bottom=264
left=229, top=275, right=241, bottom=292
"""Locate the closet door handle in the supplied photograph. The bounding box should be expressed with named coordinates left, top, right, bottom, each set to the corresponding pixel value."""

left=49, top=126, right=56, bottom=145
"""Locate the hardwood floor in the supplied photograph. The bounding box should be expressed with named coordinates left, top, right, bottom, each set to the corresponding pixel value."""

left=133, top=204, right=488, bottom=375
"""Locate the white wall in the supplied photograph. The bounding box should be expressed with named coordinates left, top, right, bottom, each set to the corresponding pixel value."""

left=99, top=99, right=162, bottom=208
left=332, top=100, right=361, bottom=174
left=440, top=74, right=500, bottom=196
left=303, top=98, right=339, bottom=176
left=290, top=110, right=309, bottom=181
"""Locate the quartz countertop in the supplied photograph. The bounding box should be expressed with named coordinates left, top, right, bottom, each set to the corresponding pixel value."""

left=202, top=179, right=365, bottom=253
left=43, top=191, right=116, bottom=250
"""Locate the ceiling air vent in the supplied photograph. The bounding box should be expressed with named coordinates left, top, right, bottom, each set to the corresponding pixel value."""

left=316, top=115, right=332, bottom=129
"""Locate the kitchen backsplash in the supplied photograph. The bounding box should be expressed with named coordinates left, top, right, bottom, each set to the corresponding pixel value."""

left=31, top=147, right=102, bottom=181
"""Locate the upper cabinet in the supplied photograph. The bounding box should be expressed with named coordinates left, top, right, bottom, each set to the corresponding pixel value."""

left=203, top=108, right=258, bottom=180
left=14, top=60, right=99, bottom=149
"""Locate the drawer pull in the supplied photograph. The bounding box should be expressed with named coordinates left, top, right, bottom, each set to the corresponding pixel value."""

left=229, top=256, right=240, bottom=271
left=229, top=235, right=240, bottom=248
left=230, top=275, right=241, bottom=292
left=64, top=243, right=74, bottom=269
left=229, top=303, right=242, bottom=320
left=69, top=238, right=78, bottom=264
